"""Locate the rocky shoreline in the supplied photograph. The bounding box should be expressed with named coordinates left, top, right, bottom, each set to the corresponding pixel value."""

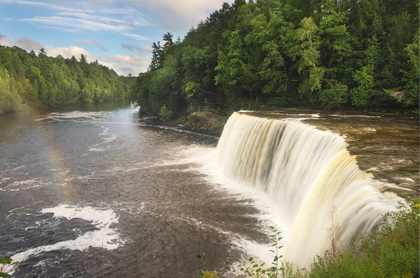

left=176, top=111, right=229, bottom=137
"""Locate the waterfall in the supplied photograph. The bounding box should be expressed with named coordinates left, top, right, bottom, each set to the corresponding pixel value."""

left=216, top=112, right=400, bottom=267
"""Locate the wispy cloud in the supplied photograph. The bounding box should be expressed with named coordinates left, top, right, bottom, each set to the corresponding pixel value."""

left=0, top=33, right=14, bottom=47
left=128, top=0, right=234, bottom=31
left=122, top=43, right=152, bottom=55
left=15, top=38, right=44, bottom=52
left=1, top=0, right=151, bottom=40
left=23, top=16, right=130, bottom=32
left=0, top=35, right=94, bottom=60
left=99, top=53, right=149, bottom=67
left=46, top=45, right=95, bottom=61
left=75, top=40, right=108, bottom=51
left=0, top=0, right=92, bottom=13
left=0, top=35, right=43, bottom=52
left=98, top=53, right=149, bottom=75
left=121, top=33, right=149, bottom=40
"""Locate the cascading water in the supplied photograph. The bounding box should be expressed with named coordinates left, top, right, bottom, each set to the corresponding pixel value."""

left=216, top=112, right=401, bottom=267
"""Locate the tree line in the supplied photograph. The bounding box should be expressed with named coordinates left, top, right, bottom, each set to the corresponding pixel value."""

left=130, top=0, right=419, bottom=119
left=0, top=45, right=131, bottom=112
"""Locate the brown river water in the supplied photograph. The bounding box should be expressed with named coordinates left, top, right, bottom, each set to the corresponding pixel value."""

left=0, top=102, right=418, bottom=277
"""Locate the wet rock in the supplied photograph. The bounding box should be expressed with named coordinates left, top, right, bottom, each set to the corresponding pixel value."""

left=180, top=111, right=228, bottom=136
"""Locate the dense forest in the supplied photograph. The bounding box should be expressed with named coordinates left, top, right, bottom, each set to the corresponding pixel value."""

left=0, top=45, right=130, bottom=112
left=131, top=0, right=419, bottom=119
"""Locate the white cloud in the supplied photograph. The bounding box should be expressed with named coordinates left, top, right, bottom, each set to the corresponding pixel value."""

left=0, top=33, right=14, bottom=47
left=114, top=55, right=149, bottom=67
left=2, top=0, right=234, bottom=33
left=2, top=0, right=151, bottom=39
left=16, top=38, right=44, bottom=52
left=98, top=62, right=137, bottom=76
left=98, top=53, right=149, bottom=75
left=0, top=0, right=94, bottom=16
left=0, top=34, right=147, bottom=75
left=129, top=0, right=234, bottom=31
left=121, top=33, right=149, bottom=41
left=75, top=40, right=108, bottom=51
left=0, top=36, right=44, bottom=53
left=122, top=43, right=152, bottom=55
left=23, top=16, right=131, bottom=32
left=46, top=45, right=95, bottom=61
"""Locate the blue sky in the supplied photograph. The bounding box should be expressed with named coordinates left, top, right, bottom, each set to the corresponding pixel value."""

left=0, top=0, right=233, bottom=76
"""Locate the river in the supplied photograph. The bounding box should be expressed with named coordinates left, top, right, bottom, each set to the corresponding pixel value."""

left=0, top=102, right=418, bottom=277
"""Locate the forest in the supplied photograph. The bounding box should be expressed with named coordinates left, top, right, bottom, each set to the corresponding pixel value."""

left=130, top=0, right=419, bottom=119
left=0, top=45, right=131, bottom=112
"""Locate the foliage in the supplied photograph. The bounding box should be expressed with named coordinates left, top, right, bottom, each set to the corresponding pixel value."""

left=196, top=243, right=218, bottom=277
left=400, top=32, right=419, bottom=109
left=159, top=104, right=173, bottom=120
left=234, top=197, right=419, bottom=278
left=0, top=69, right=22, bottom=112
left=319, top=83, right=348, bottom=110
left=130, top=0, right=418, bottom=116
left=0, top=256, right=19, bottom=277
left=240, top=225, right=285, bottom=278
left=0, top=45, right=131, bottom=112
left=308, top=195, right=419, bottom=278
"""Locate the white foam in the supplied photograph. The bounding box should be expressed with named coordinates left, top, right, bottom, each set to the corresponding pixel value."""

left=0, top=179, right=53, bottom=192
left=36, top=111, right=110, bottom=121
left=2, top=204, right=123, bottom=275
left=331, top=114, right=382, bottom=118
left=102, top=135, right=117, bottom=142
left=99, top=126, right=109, bottom=136
left=115, top=145, right=289, bottom=273
left=170, top=145, right=292, bottom=254
left=392, top=159, right=413, bottom=164
left=88, top=147, right=106, bottom=152
left=395, top=177, right=415, bottom=183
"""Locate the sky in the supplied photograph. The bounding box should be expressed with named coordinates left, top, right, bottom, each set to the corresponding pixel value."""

left=0, top=0, right=233, bottom=76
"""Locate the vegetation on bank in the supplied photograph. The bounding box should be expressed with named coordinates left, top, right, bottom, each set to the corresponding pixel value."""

left=0, top=45, right=131, bottom=113
left=131, top=0, right=419, bottom=119
left=198, top=196, right=419, bottom=277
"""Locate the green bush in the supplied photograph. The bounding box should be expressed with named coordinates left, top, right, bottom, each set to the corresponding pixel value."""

left=239, top=196, right=419, bottom=278
left=319, top=83, right=348, bottom=110
left=312, top=196, right=419, bottom=278
left=159, top=104, right=173, bottom=120
left=0, top=256, right=19, bottom=277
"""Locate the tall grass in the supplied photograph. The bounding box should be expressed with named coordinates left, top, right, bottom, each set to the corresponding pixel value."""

left=198, top=196, right=419, bottom=278
left=307, top=196, right=419, bottom=278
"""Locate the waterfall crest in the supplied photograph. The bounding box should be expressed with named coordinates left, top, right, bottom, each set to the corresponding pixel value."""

left=217, top=112, right=399, bottom=267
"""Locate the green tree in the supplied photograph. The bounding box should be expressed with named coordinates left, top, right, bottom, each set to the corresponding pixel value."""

left=351, top=35, right=380, bottom=108
left=295, top=17, right=324, bottom=103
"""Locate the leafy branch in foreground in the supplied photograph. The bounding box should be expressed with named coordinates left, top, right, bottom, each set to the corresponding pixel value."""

left=196, top=242, right=217, bottom=278
left=308, top=195, right=419, bottom=278
left=0, top=256, right=19, bottom=278
left=240, top=225, right=286, bottom=278
left=240, top=196, right=419, bottom=278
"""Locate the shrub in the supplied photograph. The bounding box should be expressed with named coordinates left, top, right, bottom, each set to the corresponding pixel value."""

left=309, top=195, right=419, bottom=278
left=159, top=104, right=173, bottom=120
left=319, top=83, right=348, bottom=110
left=240, top=196, right=419, bottom=278
left=198, top=197, right=419, bottom=278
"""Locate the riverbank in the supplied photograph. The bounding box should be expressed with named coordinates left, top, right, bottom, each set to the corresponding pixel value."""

left=176, top=111, right=229, bottom=136
left=174, top=107, right=419, bottom=138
